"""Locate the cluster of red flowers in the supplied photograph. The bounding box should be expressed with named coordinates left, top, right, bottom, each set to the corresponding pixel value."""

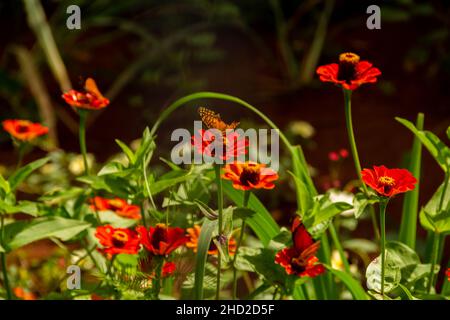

left=328, top=148, right=349, bottom=162
left=191, top=129, right=248, bottom=161
left=275, top=217, right=325, bottom=278
left=90, top=196, right=141, bottom=220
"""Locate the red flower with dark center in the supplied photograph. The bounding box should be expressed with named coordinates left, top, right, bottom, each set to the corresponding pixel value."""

left=316, top=52, right=381, bottom=90
left=90, top=196, right=141, bottom=220
left=95, top=225, right=140, bottom=256
left=275, top=216, right=325, bottom=278
left=191, top=129, right=248, bottom=162
left=222, top=162, right=279, bottom=191
left=137, top=224, right=188, bottom=256
left=62, top=78, right=109, bottom=110
left=2, top=119, right=48, bottom=142
left=186, top=225, right=237, bottom=255
left=361, top=165, right=417, bottom=198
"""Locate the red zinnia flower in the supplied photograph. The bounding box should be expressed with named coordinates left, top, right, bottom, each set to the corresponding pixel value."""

left=2, top=119, right=48, bottom=142
left=90, top=196, right=141, bottom=220
left=186, top=225, right=237, bottom=255
left=137, top=224, right=188, bottom=256
left=95, top=225, right=140, bottom=256
left=275, top=217, right=325, bottom=278
left=191, top=129, right=248, bottom=162
left=13, top=287, right=37, bottom=300
left=361, top=165, right=417, bottom=198
left=316, top=52, right=381, bottom=90
left=222, top=161, right=279, bottom=191
left=62, top=78, right=109, bottom=110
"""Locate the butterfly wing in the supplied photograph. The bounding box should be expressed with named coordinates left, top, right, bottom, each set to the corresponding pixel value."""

left=85, top=78, right=105, bottom=99
left=198, top=107, right=239, bottom=131
left=291, top=216, right=314, bottom=253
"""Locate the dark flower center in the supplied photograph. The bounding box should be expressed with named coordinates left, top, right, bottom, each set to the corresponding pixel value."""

left=112, top=230, right=129, bottom=248
left=16, top=125, right=30, bottom=133
left=337, top=52, right=360, bottom=83
left=151, top=225, right=167, bottom=250
left=378, top=176, right=395, bottom=194
left=239, top=165, right=260, bottom=187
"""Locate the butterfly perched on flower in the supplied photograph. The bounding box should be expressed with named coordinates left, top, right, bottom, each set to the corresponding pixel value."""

left=62, top=77, right=110, bottom=110
left=275, top=216, right=325, bottom=278
left=198, top=107, right=240, bottom=132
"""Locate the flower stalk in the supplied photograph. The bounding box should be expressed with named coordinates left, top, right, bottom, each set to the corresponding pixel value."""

left=78, top=109, right=89, bottom=176
left=232, top=190, right=250, bottom=300
left=343, top=89, right=380, bottom=239
left=379, top=199, right=388, bottom=298
left=214, top=164, right=224, bottom=300
left=0, top=215, right=12, bottom=300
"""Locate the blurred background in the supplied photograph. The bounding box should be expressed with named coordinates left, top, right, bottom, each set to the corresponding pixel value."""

left=0, top=0, right=449, bottom=280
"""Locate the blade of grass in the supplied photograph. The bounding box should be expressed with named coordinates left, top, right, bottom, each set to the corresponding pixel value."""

left=399, top=113, right=424, bottom=249
left=193, top=218, right=217, bottom=300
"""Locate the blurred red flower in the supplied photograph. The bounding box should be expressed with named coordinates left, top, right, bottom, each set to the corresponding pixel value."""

left=162, top=261, right=176, bottom=278
left=316, top=52, right=381, bottom=90
left=90, top=196, right=141, bottom=220
left=328, top=151, right=339, bottom=162
left=137, top=224, right=188, bottom=256
left=13, top=287, right=37, bottom=300
left=186, top=225, right=237, bottom=255
left=361, top=165, right=417, bottom=198
left=222, top=162, right=278, bottom=191
left=275, top=217, right=325, bottom=278
left=446, top=268, right=450, bottom=281
left=62, top=78, right=110, bottom=110
left=191, top=129, right=248, bottom=161
left=95, top=225, right=140, bottom=256
left=2, top=119, right=48, bottom=142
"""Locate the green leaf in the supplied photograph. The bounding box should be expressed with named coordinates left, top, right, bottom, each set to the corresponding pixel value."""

left=223, top=181, right=279, bottom=247
left=353, top=192, right=379, bottom=219
left=399, top=113, right=423, bottom=249
left=0, top=200, right=39, bottom=216
left=233, top=207, right=256, bottom=220
left=419, top=178, right=450, bottom=233
left=149, top=169, right=194, bottom=196
left=8, top=157, right=50, bottom=191
left=327, top=267, right=369, bottom=300
left=0, top=173, right=10, bottom=194
left=115, top=139, right=136, bottom=164
left=4, top=217, right=91, bottom=251
left=396, top=117, right=450, bottom=172
left=194, top=219, right=217, bottom=300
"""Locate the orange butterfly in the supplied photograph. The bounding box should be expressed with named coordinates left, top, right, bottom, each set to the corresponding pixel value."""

left=198, top=107, right=239, bottom=132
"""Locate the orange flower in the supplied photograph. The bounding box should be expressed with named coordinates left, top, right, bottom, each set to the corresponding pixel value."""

left=136, top=224, right=188, bottom=256
left=222, top=162, right=278, bottom=191
left=95, top=225, right=140, bottom=256
left=2, top=119, right=48, bottom=142
left=191, top=129, right=248, bottom=161
left=361, top=165, right=417, bottom=198
left=186, top=225, right=236, bottom=255
left=316, top=52, right=381, bottom=90
left=90, top=196, right=141, bottom=220
left=275, top=217, right=325, bottom=278
left=13, top=287, right=37, bottom=300
left=62, top=78, right=109, bottom=110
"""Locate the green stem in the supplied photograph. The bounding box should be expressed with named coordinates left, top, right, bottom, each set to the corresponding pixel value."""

left=78, top=110, right=89, bottom=176
left=343, top=89, right=380, bottom=240
left=0, top=216, right=12, bottom=300
left=214, top=164, right=223, bottom=300
left=151, top=257, right=164, bottom=300
left=15, top=143, right=26, bottom=170
left=232, top=190, right=250, bottom=300
left=379, top=200, right=387, bottom=299
left=427, top=232, right=439, bottom=293
left=328, top=222, right=351, bottom=275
